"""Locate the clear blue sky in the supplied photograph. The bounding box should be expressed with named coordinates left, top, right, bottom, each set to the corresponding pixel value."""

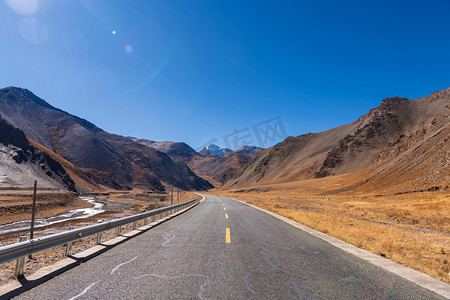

left=1, top=0, right=449, bottom=150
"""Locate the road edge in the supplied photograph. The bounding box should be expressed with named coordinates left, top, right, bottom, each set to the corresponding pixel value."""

left=210, top=194, right=450, bottom=299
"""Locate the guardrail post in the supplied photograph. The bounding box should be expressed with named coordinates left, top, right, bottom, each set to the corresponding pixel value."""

left=132, top=221, right=136, bottom=230
left=65, top=226, right=75, bottom=256
left=96, top=232, right=102, bottom=245
left=144, top=218, right=147, bottom=225
left=14, top=236, right=28, bottom=278
left=152, top=215, right=156, bottom=222
left=117, top=226, right=122, bottom=236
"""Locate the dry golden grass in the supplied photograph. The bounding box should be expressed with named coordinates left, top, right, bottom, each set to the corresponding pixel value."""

left=212, top=177, right=450, bottom=283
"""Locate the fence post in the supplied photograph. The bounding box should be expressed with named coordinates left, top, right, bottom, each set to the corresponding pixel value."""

left=30, top=180, right=37, bottom=241
left=14, top=236, right=28, bottom=278
left=65, top=226, right=75, bottom=256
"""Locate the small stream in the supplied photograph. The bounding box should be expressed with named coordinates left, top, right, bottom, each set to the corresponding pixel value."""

left=0, top=196, right=105, bottom=235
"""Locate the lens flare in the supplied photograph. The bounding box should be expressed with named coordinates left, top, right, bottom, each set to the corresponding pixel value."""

left=124, top=44, right=133, bottom=53
left=61, top=30, right=88, bottom=54
left=112, top=30, right=116, bottom=35
left=128, top=47, right=174, bottom=94
left=6, top=0, right=39, bottom=16
left=18, top=17, right=48, bottom=45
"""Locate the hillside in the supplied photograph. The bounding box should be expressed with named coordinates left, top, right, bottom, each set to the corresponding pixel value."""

left=0, top=117, right=76, bottom=191
left=0, top=87, right=212, bottom=191
left=27, top=139, right=103, bottom=193
left=131, top=138, right=204, bottom=166
left=226, top=87, right=450, bottom=189
left=192, top=152, right=251, bottom=187
left=344, top=104, right=450, bottom=195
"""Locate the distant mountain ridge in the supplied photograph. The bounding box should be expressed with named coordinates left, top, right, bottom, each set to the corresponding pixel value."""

left=234, top=145, right=263, bottom=156
left=131, top=140, right=263, bottom=187
left=199, top=144, right=232, bottom=156
left=3, top=85, right=446, bottom=194
left=0, top=87, right=213, bottom=191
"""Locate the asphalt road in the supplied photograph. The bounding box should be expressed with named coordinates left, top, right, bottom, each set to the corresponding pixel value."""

left=11, top=195, right=446, bottom=299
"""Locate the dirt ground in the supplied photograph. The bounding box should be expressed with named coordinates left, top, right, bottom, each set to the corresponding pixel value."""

left=0, top=191, right=91, bottom=226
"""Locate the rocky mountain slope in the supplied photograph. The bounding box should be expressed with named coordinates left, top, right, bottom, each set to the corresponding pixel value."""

left=0, top=87, right=212, bottom=191
left=0, top=117, right=76, bottom=191
left=351, top=104, right=450, bottom=194
left=225, top=86, right=450, bottom=188
left=234, top=145, right=263, bottom=156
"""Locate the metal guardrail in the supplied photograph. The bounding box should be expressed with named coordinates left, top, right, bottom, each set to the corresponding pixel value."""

left=0, top=198, right=199, bottom=277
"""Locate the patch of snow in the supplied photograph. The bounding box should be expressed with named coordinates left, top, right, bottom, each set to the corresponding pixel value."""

left=205, top=144, right=232, bottom=156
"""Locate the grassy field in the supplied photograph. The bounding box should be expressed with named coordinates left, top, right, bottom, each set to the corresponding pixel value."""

left=212, top=175, right=450, bottom=284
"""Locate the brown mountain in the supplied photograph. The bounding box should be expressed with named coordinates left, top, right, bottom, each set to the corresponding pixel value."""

left=352, top=103, right=450, bottom=194
left=225, top=86, right=450, bottom=188
left=192, top=152, right=251, bottom=187
left=131, top=139, right=262, bottom=188
left=0, top=87, right=212, bottom=191
left=130, top=139, right=204, bottom=166
left=27, top=138, right=105, bottom=193
left=192, top=146, right=263, bottom=187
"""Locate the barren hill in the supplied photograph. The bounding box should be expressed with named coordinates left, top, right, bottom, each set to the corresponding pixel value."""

left=0, top=87, right=212, bottom=191
left=347, top=104, right=450, bottom=195
left=225, top=87, right=450, bottom=189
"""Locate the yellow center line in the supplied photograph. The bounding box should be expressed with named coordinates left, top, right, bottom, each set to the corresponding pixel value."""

left=225, top=213, right=228, bottom=219
left=224, top=207, right=226, bottom=211
left=226, top=228, right=231, bottom=243
left=222, top=204, right=224, bottom=206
